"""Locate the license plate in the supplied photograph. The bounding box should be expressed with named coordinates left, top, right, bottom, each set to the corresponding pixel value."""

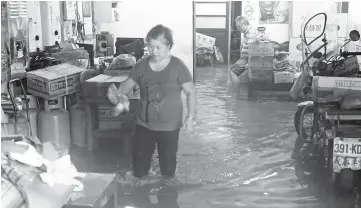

left=333, top=137, right=361, bottom=157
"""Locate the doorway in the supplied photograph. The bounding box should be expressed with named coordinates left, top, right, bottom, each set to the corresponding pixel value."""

left=229, top=1, right=242, bottom=64
left=194, top=1, right=230, bottom=67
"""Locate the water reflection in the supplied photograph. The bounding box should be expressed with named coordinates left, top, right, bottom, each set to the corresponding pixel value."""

left=116, top=65, right=356, bottom=208
left=293, top=160, right=357, bottom=208
left=120, top=184, right=179, bottom=208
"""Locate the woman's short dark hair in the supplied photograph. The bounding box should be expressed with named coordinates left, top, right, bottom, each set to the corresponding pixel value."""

left=146, top=24, right=174, bottom=49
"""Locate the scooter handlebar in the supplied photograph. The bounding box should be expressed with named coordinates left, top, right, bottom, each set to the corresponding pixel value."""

left=342, top=51, right=361, bottom=57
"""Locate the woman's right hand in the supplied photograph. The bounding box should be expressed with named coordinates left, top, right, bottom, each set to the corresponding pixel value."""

left=108, top=102, right=125, bottom=117
left=107, top=78, right=137, bottom=105
left=107, top=97, right=130, bottom=117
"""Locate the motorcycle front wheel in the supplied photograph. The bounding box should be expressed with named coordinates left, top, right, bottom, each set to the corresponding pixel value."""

left=294, top=107, right=302, bottom=135
left=295, top=105, right=314, bottom=141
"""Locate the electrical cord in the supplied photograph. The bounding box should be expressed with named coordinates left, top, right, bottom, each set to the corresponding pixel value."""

left=92, top=22, right=98, bottom=37
left=74, top=9, right=85, bottom=42
left=74, top=10, right=80, bottom=42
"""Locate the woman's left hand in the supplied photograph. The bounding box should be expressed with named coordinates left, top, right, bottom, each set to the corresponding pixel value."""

left=183, top=117, right=195, bottom=133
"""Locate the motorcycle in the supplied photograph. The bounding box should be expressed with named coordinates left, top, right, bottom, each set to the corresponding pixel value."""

left=290, top=3, right=361, bottom=197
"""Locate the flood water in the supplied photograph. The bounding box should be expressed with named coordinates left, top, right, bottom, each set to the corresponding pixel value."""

left=97, top=65, right=357, bottom=208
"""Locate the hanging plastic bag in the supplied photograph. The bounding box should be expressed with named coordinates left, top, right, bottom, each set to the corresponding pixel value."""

left=106, top=83, right=130, bottom=117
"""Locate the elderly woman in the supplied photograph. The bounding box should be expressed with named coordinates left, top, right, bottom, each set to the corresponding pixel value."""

left=112, top=24, right=197, bottom=180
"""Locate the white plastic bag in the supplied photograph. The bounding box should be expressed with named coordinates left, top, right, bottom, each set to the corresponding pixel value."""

left=106, top=83, right=130, bottom=116
left=8, top=142, right=44, bottom=167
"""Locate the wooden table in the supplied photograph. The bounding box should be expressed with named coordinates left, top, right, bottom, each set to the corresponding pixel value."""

left=25, top=173, right=118, bottom=208
left=26, top=175, right=74, bottom=208
left=63, top=173, right=118, bottom=208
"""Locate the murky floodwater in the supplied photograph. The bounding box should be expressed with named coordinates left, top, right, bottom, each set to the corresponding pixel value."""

left=117, top=66, right=356, bottom=208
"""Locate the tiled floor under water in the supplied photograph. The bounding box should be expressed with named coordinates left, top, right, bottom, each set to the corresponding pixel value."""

left=69, top=65, right=359, bottom=208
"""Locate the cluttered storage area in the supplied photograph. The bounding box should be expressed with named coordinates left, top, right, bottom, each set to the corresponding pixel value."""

left=1, top=1, right=195, bottom=207
left=195, top=1, right=360, bottom=98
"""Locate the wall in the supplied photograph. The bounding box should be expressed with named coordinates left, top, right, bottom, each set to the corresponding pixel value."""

left=347, top=0, right=361, bottom=62
left=241, top=1, right=351, bottom=60
left=289, top=1, right=347, bottom=63
left=241, top=1, right=290, bottom=44
left=195, top=2, right=229, bottom=62
left=97, top=1, right=194, bottom=76
left=347, top=0, right=361, bottom=32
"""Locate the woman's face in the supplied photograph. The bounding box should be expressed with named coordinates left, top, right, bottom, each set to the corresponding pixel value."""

left=148, top=36, right=171, bottom=61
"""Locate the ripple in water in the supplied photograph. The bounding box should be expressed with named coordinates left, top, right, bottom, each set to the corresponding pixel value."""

left=118, top=66, right=356, bottom=208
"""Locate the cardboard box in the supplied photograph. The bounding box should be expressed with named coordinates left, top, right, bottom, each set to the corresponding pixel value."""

left=249, top=56, right=274, bottom=70
left=248, top=42, right=274, bottom=56
left=84, top=74, right=139, bottom=100
left=98, top=120, right=124, bottom=130
left=103, top=68, right=131, bottom=77
left=273, top=71, right=294, bottom=83
left=27, top=63, right=86, bottom=99
left=312, top=76, right=361, bottom=100
left=248, top=69, right=274, bottom=83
